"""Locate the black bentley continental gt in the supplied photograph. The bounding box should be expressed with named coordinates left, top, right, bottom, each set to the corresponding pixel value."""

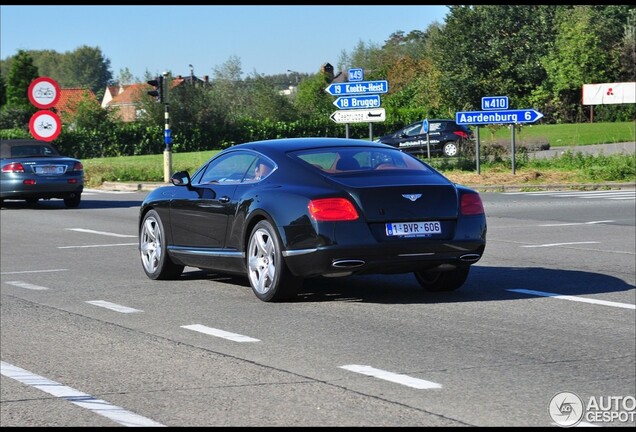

left=138, top=137, right=487, bottom=302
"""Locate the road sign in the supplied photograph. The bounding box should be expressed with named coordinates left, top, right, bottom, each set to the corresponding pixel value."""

left=481, top=96, right=509, bottom=110
left=29, top=110, right=61, bottom=141
left=422, top=118, right=429, bottom=134
left=28, top=77, right=61, bottom=109
left=330, top=108, right=386, bottom=124
left=325, top=80, right=388, bottom=96
left=348, top=68, right=364, bottom=82
left=333, top=95, right=381, bottom=110
left=455, top=109, right=544, bottom=125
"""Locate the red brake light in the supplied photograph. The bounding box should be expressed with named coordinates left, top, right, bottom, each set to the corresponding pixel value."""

left=2, top=162, right=25, bottom=173
left=308, top=198, right=359, bottom=221
left=72, top=162, right=84, bottom=171
left=460, top=193, right=484, bottom=215
left=454, top=131, right=468, bottom=139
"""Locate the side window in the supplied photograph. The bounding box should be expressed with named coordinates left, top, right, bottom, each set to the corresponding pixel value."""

left=404, top=123, right=423, bottom=137
left=196, top=153, right=258, bottom=185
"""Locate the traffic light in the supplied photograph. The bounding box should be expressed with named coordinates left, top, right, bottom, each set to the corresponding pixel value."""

left=147, top=76, right=164, bottom=103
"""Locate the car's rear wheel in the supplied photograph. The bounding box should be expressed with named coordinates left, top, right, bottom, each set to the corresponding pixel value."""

left=140, top=209, right=184, bottom=280
left=414, top=266, right=470, bottom=292
left=247, top=220, right=302, bottom=302
left=443, top=141, right=459, bottom=157
left=64, top=193, right=81, bottom=208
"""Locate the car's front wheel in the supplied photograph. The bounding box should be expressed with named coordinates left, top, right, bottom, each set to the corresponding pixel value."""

left=140, top=209, right=184, bottom=280
left=247, top=220, right=302, bottom=302
left=414, top=266, right=470, bottom=292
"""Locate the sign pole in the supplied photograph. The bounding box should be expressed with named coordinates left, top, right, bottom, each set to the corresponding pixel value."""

left=511, top=125, right=516, bottom=175
left=162, top=72, right=172, bottom=183
left=475, top=127, right=480, bottom=175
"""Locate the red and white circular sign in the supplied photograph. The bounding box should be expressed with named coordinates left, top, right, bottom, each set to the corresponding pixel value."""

left=28, top=77, right=61, bottom=109
left=29, top=110, right=62, bottom=142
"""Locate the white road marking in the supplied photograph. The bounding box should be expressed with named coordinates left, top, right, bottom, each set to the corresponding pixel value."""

left=58, top=243, right=137, bottom=249
left=83, top=188, right=135, bottom=194
left=539, top=220, right=614, bottom=226
left=4, top=281, right=48, bottom=290
left=521, top=241, right=600, bottom=248
left=66, top=228, right=136, bottom=238
left=0, top=269, right=67, bottom=275
left=508, top=289, right=635, bottom=310
left=181, top=324, right=260, bottom=342
left=85, top=301, right=143, bottom=313
left=0, top=362, right=165, bottom=427
left=339, top=364, right=442, bottom=389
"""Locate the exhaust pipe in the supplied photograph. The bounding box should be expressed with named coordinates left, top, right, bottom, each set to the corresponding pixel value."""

left=332, top=259, right=365, bottom=269
left=459, top=254, right=481, bottom=263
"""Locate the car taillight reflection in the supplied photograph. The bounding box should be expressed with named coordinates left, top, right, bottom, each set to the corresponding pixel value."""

left=460, top=193, right=484, bottom=215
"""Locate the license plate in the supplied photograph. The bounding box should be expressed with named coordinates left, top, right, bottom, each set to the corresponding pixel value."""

left=386, top=221, right=442, bottom=237
left=35, top=166, right=65, bottom=175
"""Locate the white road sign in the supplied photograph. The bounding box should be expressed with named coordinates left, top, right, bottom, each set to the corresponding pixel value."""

left=329, top=108, right=386, bottom=124
left=28, top=77, right=60, bottom=109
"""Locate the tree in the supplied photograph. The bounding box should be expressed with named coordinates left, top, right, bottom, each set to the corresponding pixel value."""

left=58, top=45, right=113, bottom=94
left=293, top=72, right=334, bottom=119
left=5, top=50, right=39, bottom=111
left=0, top=71, right=6, bottom=108
left=116, top=67, right=136, bottom=87
left=429, top=5, right=560, bottom=113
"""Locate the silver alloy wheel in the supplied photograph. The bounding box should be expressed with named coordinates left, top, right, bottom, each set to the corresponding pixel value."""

left=140, top=215, right=162, bottom=274
left=247, top=226, right=277, bottom=296
left=443, top=142, right=459, bottom=157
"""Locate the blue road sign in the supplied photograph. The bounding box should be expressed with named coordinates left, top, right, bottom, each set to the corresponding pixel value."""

left=422, top=118, right=429, bottom=134
left=333, top=95, right=381, bottom=110
left=482, top=96, right=509, bottom=110
left=348, top=68, right=364, bottom=82
left=325, top=80, right=388, bottom=96
left=456, top=109, right=544, bottom=125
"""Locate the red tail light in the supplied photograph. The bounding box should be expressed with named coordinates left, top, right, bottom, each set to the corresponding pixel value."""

left=460, top=193, right=484, bottom=215
left=2, top=162, right=25, bottom=173
left=308, top=198, right=359, bottom=221
left=72, top=162, right=84, bottom=171
left=453, top=131, right=468, bottom=139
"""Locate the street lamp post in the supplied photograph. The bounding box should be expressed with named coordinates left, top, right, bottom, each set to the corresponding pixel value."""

left=287, top=69, right=299, bottom=85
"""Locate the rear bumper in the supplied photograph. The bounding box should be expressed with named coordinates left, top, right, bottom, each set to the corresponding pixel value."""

left=0, top=178, right=84, bottom=200
left=283, top=241, right=486, bottom=278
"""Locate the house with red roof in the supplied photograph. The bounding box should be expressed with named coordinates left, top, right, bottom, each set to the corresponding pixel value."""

left=53, top=88, right=98, bottom=119
left=102, top=75, right=202, bottom=122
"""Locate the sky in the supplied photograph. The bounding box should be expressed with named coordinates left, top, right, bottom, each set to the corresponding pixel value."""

left=0, top=5, right=449, bottom=81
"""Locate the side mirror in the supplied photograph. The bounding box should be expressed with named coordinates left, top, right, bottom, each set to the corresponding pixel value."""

left=170, top=171, right=191, bottom=187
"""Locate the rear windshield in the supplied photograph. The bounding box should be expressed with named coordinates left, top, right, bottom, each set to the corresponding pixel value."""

left=290, top=147, right=432, bottom=174
left=1, top=143, right=60, bottom=158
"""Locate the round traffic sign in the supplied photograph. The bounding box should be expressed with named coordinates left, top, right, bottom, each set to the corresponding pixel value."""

left=29, top=110, right=62, bottom=142
left=28, top=77, right=61, bottom=109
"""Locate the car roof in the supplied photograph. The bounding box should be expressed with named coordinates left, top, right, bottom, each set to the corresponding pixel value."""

left=228, top=137, right=396, bottom=155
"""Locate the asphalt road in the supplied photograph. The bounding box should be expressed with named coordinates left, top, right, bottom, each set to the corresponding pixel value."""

left=1, top=189, right=634, bottom=427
